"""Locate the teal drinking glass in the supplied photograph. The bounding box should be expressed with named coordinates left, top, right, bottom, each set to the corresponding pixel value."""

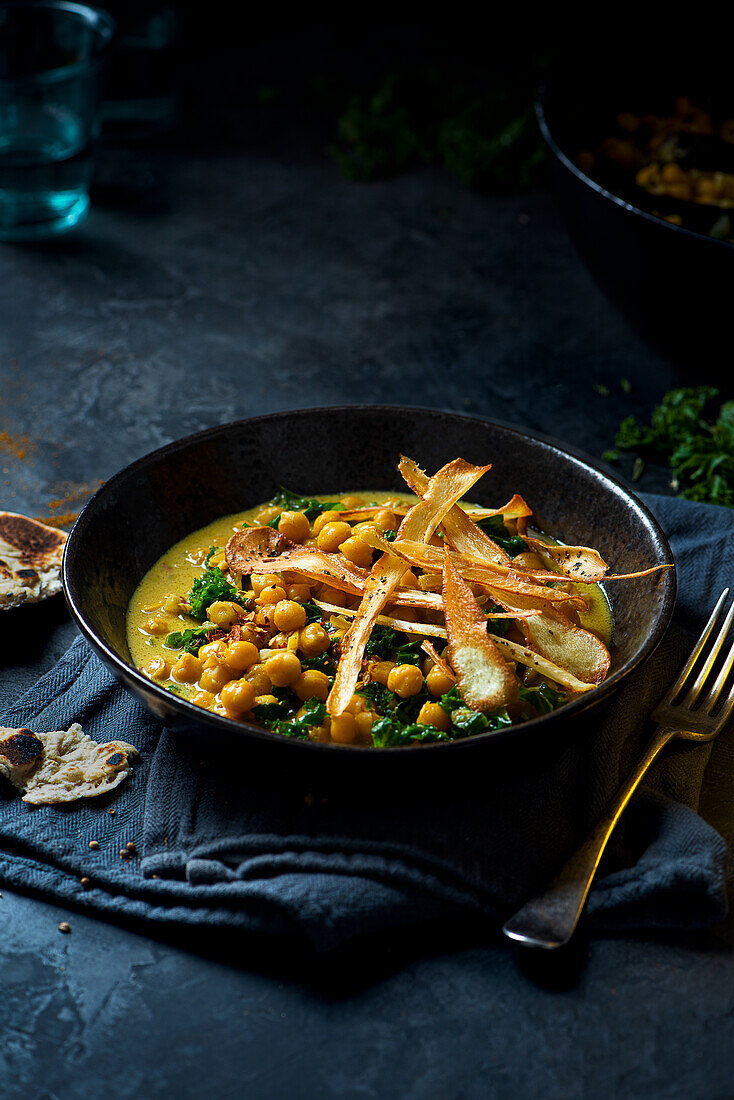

left=0, top=1, right=115, bottom=240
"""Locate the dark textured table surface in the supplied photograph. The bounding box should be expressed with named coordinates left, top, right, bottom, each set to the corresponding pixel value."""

left=1, top=118, right=733, bottom=1100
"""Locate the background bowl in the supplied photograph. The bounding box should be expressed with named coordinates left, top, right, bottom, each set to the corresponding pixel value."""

left=537, top=60, right=733, bottom=368
left=62, top=406, right=675, bottom=772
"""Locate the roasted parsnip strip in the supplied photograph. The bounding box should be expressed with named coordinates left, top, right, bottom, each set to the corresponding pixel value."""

left=442, top=553, right=519, bottom=713
left=327, top=458, right=492, bottom=716
left=522, top=536, right=609, bottom=582
left=487, top=587, right=611, bottom=685
left=313, top=600, right=449, bottom=638
left=488, top=634, right=596, bottom=694
left=334, top=494, right=532, bottom=523
left=399, top=456, right=512, bottom=568
left=421, top=640, right=456, bottom=681
left=360, top=528, right=587, bottom=610
left=225, top=527, right=443, bottom=611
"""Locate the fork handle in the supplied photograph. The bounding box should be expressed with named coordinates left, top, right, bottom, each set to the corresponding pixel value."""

left=502, top=725, right=678, bottom=949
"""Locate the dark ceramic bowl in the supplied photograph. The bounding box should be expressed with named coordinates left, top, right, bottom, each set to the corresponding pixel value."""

left=537, top=67, right=734, bottom=366
left=62, top=406, right=675, bottom=771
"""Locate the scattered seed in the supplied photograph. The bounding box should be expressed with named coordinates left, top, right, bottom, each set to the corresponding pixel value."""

left=119, top=848, right=131, bottom=860
left=58, top=922, right=71, bottom=934
left=80, top=877, right=91, bottom=889
left=126, top=842, right=136, bottom=853
left=88, top=840, right=100, bottom=851
left=108, top=809, right=115, bottom=815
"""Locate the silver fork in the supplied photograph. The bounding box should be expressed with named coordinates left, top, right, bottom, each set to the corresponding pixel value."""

left=503, top=588, right=734, bottom=950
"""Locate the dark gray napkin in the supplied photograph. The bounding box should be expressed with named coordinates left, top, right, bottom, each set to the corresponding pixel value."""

left=0, top=493, right=728, bottom=949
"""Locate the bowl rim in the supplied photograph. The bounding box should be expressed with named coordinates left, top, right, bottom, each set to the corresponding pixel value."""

left=63, top=405, right=677, bottom=756
left=535, top=87, right=734, bottom=255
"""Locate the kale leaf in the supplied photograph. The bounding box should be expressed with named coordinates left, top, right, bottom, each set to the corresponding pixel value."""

left=267, top=487, right=344, bottom=526
left=605, top=387, right=734, bottom=508
left=370, top=717, right=453, bottom=747
left=518, top=682, right=566, bottom=715
left=477, top=514, right=528, bottom=556
left=356, top=680, right=396, bottom=713
left=364, top=625, right=399, bottom=659
left=266, top=696, right=327, bottom=739
left=164, top=625, right=214, bottom=655
left=188, top=567, right=252, bottom=621
left=439, top=686, right=512, bottom=735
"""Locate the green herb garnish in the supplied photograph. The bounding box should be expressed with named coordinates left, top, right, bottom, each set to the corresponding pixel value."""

left=164, top=625, right=214, bottom=655
left=187, top=567, right=252, bottom=621
left=605, top=387, right=734, bottom=507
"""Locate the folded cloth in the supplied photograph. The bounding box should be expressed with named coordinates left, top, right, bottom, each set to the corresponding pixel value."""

left=0, top=493, right=729, bottom=950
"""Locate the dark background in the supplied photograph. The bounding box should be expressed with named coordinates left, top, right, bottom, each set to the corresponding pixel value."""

left=1, top=14, right=732, bottom=1099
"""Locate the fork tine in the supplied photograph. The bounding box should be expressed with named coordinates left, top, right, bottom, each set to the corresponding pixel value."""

left=700, top=631, right=734, bottom=715
left=682, top=598, right=734, bottom=708
left=661, top=588, right=729, bottom=706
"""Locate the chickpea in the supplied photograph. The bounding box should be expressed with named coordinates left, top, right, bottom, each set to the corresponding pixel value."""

left=355, top=712, right=374, bottom=740
left=266, top=651, right=302, bottom=687
left=144, top=656, right=170, bottom=681
left=370, top=660, right=396, bottom=685
left=199, top=640, right=224, bottom=663
left=255, top=605, right=277, bottom=629
left=387, top=663, right=424, bottom=697
left=224, top=640, right=260, bottom=673
left=330, top=712, right=357, bottom=744
left=220, top=678, right=257, bottom=717
left=164, top=593, right=186, bottom=614
left=246, top=665, right=271, bottom=696
left=278, top=510, right=310, bottom=542
left=353, top=521, right=376, bottom=538
left=172, top=653, right=203, bottom=683
left=427, top=664, right=455, bottom=697
left=254, top=694, right=280, bottom=708
left=259, top=584, right=287, bottom=606
left=308, top=725, right=330, bottom=743
left=255, top=505, right=280, bottom=525
left=340, top=495, right=363, bottom=509
left=318, top=585, right=345, bottom=607
left=144, top=614, right=170, bottom=636
left=251, top=573, right=278, bottom=596
left=294, top=669, right=330, bottom=701
left=316, top=521, right=352, bottom=553
left=339, top=536, right=373, bottom=568
left=373, top=508, right=398, bottom=533
left=345, top=694, right=367, bottom=714
left=416, top=701, right=451, bottom=731
left=299, top=622, right=330, bottom=656
left=199, top=664, right=233, bottom=694
left=208, top=600, right=243, bottom=627
left=286, top=582, right=312, bottom=602
left=192, top=690, right=215, bottom=708
left=313, top=511, right=341, bottom=536
left=272, top=599, right=308, bottom=633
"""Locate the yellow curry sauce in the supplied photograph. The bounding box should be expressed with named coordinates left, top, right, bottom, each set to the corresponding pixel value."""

left=126, top=491, right=612, bottom=747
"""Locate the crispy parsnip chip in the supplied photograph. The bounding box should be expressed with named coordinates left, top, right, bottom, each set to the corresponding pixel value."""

left=421, top=640, right=456, bottom=681
left=360, top=529, right=587, bottom=610
left=443, top=553, right=518, bottom=713
left=488, top=634, right=596, bottom=694
left=487, top=588, right=611, bottom=685
left=399, top=456, right=512, bottom=568
left=335, top=494, right=532, bottom=524
left=313, top=600, right=449, bottom=638
left=522, top=536, right=609, bottom=582
left=327, top=458, right=491, bottom=716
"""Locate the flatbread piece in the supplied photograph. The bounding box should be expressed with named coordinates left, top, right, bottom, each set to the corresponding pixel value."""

left=0, top=512, right=67, bottom=610
left=0, top=723, right=139, bottom=805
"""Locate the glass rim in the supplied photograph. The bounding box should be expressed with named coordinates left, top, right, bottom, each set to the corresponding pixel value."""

left=0, top=0, right=116, bottom=87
